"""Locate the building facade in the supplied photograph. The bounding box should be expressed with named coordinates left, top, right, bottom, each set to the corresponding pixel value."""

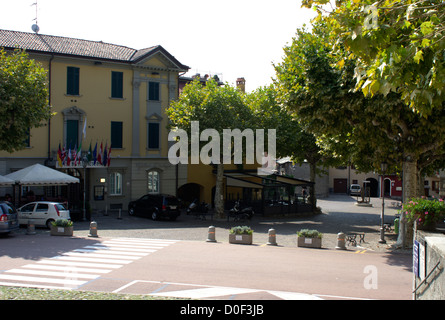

left=0, top=29, right=189, bottom=216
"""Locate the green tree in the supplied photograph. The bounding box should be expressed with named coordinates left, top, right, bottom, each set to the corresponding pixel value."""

left=0, top=49, right=50, bottom=152
left=274, top=19, right=445, bottom=247
left=303, top=0, right=445, bottom=116
left=166, top=79, right=252, bottom=218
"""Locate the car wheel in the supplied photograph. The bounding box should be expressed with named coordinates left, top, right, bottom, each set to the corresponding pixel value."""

left=151, top=210, right=158, bottom=221
left=46, top=219, right=55, bottom=229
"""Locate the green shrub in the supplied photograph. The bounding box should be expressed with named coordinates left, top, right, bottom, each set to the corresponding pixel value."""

left=297, top=229, right=322, bottom=239
left=229, top=226, right=253, bottom=235
left=51, top=219, right=73, bottom=227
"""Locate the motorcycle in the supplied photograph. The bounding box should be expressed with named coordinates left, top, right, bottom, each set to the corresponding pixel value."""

left=229, top=201, right=254, bottom=221
left=187, top=199, right=209, bottom=220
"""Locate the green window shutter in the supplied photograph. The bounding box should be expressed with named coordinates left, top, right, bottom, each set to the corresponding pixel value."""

left=111, top=72, right=123, bottom=98
left=67, top=67, right=80, bottom=95
left=111, top=121, right=123, bottom=148
left=148, top=82, right=160, bottom=101
left=148, top=123, right=160, bottom=149
left=66, top=120, right=79, bottom=148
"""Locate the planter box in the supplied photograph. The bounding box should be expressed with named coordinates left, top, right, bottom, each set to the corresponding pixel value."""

left=50, top=225, right=74, bottom=236
left=297, top=236, right=322, bottom=248
left=229, top=233, right=253, bottom=245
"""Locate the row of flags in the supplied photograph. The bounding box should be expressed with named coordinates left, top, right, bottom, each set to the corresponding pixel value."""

left=57, top=141, right=111, bottom=167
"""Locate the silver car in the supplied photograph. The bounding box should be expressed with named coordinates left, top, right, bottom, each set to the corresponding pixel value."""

left=18, top=201, right=71, bottom=229
left=350, top=184, right=362, bottom=196
left=0, top=201, right=19, bottom=235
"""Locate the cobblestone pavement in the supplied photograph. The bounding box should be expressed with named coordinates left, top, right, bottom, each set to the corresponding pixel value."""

left=16, top=194, right=409, bottom=254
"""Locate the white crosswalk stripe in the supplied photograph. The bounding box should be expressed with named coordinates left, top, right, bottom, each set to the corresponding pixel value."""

left=0, top=238, right=176, bottom=290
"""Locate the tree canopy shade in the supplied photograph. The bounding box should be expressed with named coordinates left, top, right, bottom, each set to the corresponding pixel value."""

left=302, top=0, right=445, bottom=116
left=0, top=49, right=50, bottom=152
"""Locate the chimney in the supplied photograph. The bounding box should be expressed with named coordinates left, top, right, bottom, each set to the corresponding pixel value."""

left=236, top=77, right=246, bottom=93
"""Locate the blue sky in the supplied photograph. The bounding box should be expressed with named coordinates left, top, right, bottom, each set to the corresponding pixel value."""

left=0, top=0, right=316, bottom=92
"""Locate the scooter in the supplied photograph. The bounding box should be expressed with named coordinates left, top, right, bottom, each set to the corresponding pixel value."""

left=229, top=201, right=254, bottom=221
left=187, top=199, right=209, bottom=220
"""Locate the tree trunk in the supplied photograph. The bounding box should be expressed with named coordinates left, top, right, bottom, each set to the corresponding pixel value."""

left=214, top=163, right=225, bottom=218
left=309, top=161, right=317, bottom=212
left=396, top=158, right=419, bottom=249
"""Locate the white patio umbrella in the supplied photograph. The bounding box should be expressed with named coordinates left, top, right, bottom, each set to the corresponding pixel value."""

left=0, top=175, right=14, bottom=186
left=4, top=163, right=79, bottom=185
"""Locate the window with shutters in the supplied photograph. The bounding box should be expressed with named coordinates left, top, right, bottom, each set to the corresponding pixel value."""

left=67, top=67, right=80, bottom=95
left=111, top=71, right=123, bottom=98
left=111, top=121, right=123, bottom=148
left=147, top=122, right=160, bottom=149
left=148, top=82, right=160, bottom=101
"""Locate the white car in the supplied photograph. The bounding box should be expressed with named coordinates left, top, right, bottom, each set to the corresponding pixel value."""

left=18, top=201, right=70, bottom=229
left=350, top=184, right=362, bottom=196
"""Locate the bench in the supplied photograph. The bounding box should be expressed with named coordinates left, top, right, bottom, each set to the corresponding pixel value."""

left=346, top=233, right=365, bottom=246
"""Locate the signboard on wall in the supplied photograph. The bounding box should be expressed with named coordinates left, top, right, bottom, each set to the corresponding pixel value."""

left=413, top=240, right=426, bottom=280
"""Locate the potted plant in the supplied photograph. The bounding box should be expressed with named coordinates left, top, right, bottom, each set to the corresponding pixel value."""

left=50, top=219, right=74, bottom=236
left=297, top=229, right=322, bottom=248
left=402, top=197, right=445, bottom=231
left=229, top=226, right=253, bottom=245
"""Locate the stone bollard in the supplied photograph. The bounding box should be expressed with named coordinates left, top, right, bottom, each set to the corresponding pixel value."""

left=88, top=221, right=98, bottom=237
left=335, top=232, right=346, bottom=250
left=26, top=219, right=36, bottom=235
left=206, top=226, right=216, bottom=242
left=267, top=228, right=277, bottom=246
left=117, top=208, right=122, bottom=220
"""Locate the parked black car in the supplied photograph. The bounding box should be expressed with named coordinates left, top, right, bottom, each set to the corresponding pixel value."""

left=128, top=194, right=181, bottom=221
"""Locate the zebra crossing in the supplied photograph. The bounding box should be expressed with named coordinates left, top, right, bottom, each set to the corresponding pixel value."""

left=0, top=238, right=177, bottom=290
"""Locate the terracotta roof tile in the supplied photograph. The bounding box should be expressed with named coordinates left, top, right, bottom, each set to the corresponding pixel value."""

left=0, top=29, right=189, bottom=71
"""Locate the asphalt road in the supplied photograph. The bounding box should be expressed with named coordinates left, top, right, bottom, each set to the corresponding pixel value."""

left=0, top=195, right=413, bottom=300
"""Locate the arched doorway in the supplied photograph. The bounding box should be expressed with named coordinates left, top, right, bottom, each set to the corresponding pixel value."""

left=177, top=183, right=203, bottom=205
left=364, top=178, right=378, bottom=197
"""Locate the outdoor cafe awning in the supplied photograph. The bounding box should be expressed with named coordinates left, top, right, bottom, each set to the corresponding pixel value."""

left=0, top=175, right=14, bottom=186
left=4, top=163, right=80, bottom=186
left=223, top=170, right=314, bottom=189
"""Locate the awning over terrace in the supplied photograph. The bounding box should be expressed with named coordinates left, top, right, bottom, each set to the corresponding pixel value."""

left=223, top=170, right=314, bottom=215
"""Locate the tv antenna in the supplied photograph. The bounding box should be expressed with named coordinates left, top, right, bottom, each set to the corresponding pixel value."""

left=31, top=1, right=40, bottom=33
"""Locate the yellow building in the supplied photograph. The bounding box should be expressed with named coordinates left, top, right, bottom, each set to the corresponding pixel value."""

left=0, top=29, right=189, bottom=217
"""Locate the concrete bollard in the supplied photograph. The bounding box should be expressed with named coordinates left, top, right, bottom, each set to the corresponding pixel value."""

left=335, top=232, right=346, bottom=250
left=26, top=219, right=36, bottom=235
left=88, top=221, right=98, bottom=237
left=206, top=226, right=216, bottom=242
left=117, top=208, right=122, bottom=220
left=267, top=228, right=277, bottom=246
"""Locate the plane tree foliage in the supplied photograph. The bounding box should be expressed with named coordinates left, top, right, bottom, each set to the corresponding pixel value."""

left=274, top=18, right=445, bottom=247
left=0, top=49, right=50, bottom=152
left=303, top=0, right=445, bottom=116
